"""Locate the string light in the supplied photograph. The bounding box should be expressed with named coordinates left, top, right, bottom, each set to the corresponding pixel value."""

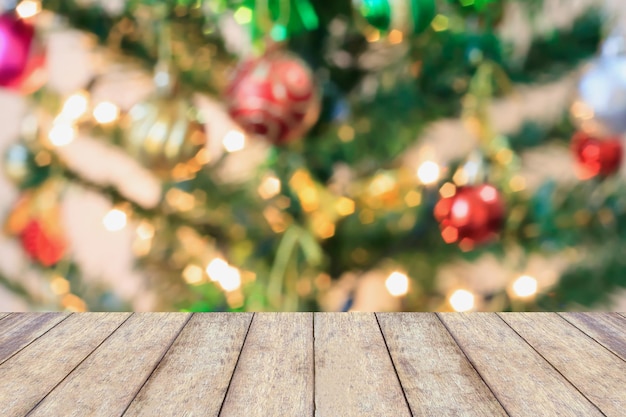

left=417, top=160, right=441, bottom=185
left=16, top=1, right=41, bottom=19
left=512, top=275, right=538, bottom=298
left=258, top=175, right=281, bottom=200
left=449, top=289, right=474, bottom=312
left=206, top=258, right=229, bottom=281
left=102, top=209, right=127, bottom=232
left=48, top=123, right=76, bottom=147
left=223, top=130, right=246, bottom=152
left=182, top=265, right=204, bottom=285
left=218, top=266, right=242, bottom=292
left=59, top=92, right=89, bottom=121
left=93, top=101, right=120, bottom=124
left=385, top=271, right=409, bottom=297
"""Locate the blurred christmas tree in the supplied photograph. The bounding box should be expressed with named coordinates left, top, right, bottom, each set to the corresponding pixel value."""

left=1, top=0, right=625, bottom=312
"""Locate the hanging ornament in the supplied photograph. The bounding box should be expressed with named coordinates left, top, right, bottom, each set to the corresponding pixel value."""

left=20, top=219, right=66, bottom=267
left=2, top=142, right=50, bottom=188
left=123, top=66, right=208, bottom=178
left=0, top=10, right=46, bottom=93
left=434, top=184, right=505, bottom=249
left=226, top=50, right=320, bottom=145
left=570, top=131, right=623, bottom=179
left=353, top=0, right=436, bottom=36
left=4, top=184, right=67, bottom=267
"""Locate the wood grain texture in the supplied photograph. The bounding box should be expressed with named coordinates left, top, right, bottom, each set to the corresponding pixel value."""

left=314, top=313, right=411, bottom=417
left=124, top=313, right=253, bottom=417
left=0, top=312, right=9, bottom=320
left=500, top=312, right=626, bottom=417
left=219, top=313, right=313, bottom=417
left=559, top=313, right=626, bottom=361
left=377, top=313, right=507, bottom=417
left=0, top=312, right=69, bottom=364
left=439, top=313, right=603, bottom=417
left=28, top=313, right=190, bottom=417
left=0, top=313, right=129, bottom=417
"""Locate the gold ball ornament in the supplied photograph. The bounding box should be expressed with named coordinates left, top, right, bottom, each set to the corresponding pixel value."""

left=123, top=95, right=208, bottom=178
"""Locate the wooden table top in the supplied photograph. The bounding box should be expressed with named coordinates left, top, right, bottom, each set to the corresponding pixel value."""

left=0, top=312, right=624, bottom=417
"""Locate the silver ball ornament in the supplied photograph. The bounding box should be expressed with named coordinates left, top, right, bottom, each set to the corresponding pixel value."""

left=572, top=57, right=626, bottom=136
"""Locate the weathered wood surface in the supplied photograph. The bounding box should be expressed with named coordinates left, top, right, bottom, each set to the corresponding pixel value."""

left=377, top=313, right=507, bottom=417
left=0, top=312, right=624, bottom=417
left=220, top=313, right=313, bottom=417
left=559, top=312, right=626, bottom=360
left=500, top=313, right=626, bottom=417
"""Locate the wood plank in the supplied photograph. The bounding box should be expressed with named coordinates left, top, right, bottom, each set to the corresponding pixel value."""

left=27, top=313, right=190, bottom=417
left=0, top=313, right=130, bottom=417
left=559, top=313, right=626, bottom=361
left=219, top=313, right=313, bottom=417
left=314, top=313, right=411, bottom=417
left=377, top=313, right=507, bottom=417
left=439, top=313, right=603, bottom=417
left=124, top=313, right=253, bottom=417
left=500, top=312, right=626, bottom=416
left=0, top=312, right=9, bottom=320
left=0, top=312, right=69, bottom=364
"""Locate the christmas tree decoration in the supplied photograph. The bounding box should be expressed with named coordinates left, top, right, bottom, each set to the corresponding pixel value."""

left=124, top=89, right=208, bottom=178
left=4, top=185, right=67, bottom=267
left=571, top=57, right=626, bottom=136
left=434, top=184, right=505, bottom=249
left=354, top=0, right=436, bottom=36
left=2, top=142, right=50, bottom=188
left=225, top=50, right=320, bottom=145
left=0, top=10, right=46, bottom=93
left=20, top=219, right=66, bottom=267
left=570, top=131, right=623, bottom=179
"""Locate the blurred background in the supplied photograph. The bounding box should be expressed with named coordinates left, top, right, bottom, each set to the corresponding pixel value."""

left=1, top=0, right=626, bottom=312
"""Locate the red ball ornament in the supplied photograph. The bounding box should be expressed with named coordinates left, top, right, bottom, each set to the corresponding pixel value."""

left=225, top=51, right=320, bottom=145
left=434, top=184, right=505, bottom=250
left=0, top=12, right=46, bottom=93
left=20, top=219, right=66, bottom=267
left=571, top=131, right=623, bottom=179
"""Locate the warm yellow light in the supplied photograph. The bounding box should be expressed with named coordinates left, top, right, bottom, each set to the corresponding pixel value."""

left=223, top=130, right=246, bottom=152
left=206, top=258, right=229, bottom=282
left=258, top=175, right=281, bottom=200
left=60, top=92, right=89, bottom=121
left=218, top=266, right=242, bottom=292
left=404, top=190, right=421, bottom=207
left=439, top=182, right=457, bottom=198
left=102, top=209, right=127, bottom=232
left=16, top=1, right=41, bottom=19
left=183, top=264, right=204, bottom=285
left=417, top=160, right=440, bottom=185
left=136, top=221, right=155, bottom=240
left=93, top=101, right=120, bottom=124
left=48, top=123, right=76, bottom=147
left=50, top=275, right=70, bottom=295
left=385, top=271, right=409, bottom=297
left=512, top=275, right=538, bottom=298
left=450, top=289, right=474, bottom=312
left=335, top=197, right=355, bottom=216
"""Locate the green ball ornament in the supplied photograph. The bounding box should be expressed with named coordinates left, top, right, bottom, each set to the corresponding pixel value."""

left=354, top=0, right=436, bottom=35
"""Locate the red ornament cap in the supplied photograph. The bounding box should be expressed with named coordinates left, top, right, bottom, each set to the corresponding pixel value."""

left=571, top=131, right=623, bottom=179
left=434, top=184, right=505, bottom=250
